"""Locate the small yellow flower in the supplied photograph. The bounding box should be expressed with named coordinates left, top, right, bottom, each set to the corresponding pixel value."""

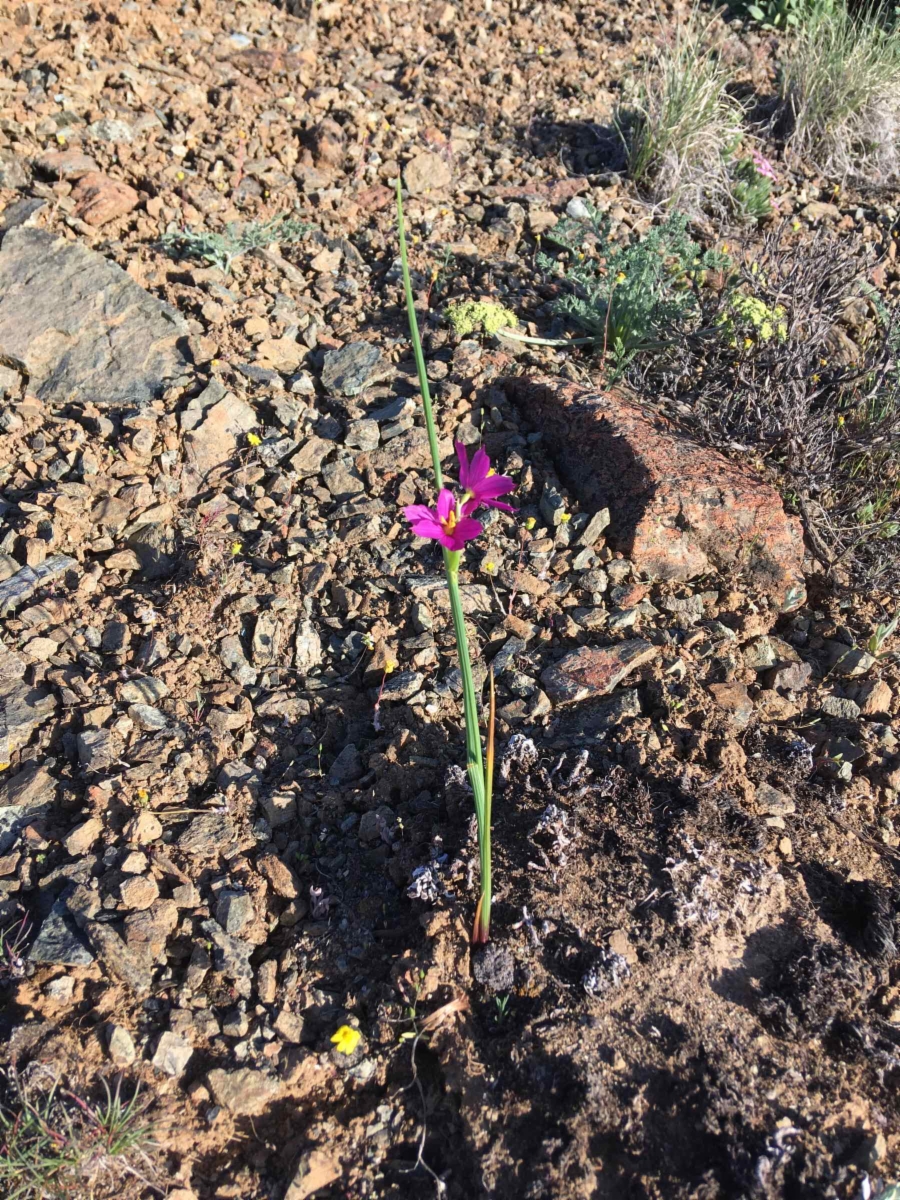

left=721, top=243, right=729, bottom=253
left=230, top=541, right=242, bottom=556
left=559, top=512, right=571, bottom=524
left=615, top=271, right=626, bottom=283
left=524, top=517, right=536, bottom=530
left=331, top=1025, right=361, bottom=1055
left=384, top=660, right=397, bottom=674
left=537, top=44, right=545, bottom=54
left=837, top=415, right=845, bottom=426
left=792, top=220, right=801, bottom=231
left=744, top=337, right=754, bottom=349
left=484, top=560, right=497, bottom=574
left=176, top=170, right=185, bottom=181
left=247, top=432, right=262, bottom=446
left=136, top=788, right=149, bottom=804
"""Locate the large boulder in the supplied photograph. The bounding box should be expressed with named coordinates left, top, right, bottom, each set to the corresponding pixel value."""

left=505, top=377, right=806, bottom=610
left=0, top=227, right=191, bottom=408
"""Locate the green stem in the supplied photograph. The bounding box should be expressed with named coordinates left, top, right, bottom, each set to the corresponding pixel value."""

left=396, top=178, right=443, bottom=491
left=444, top=554, right=490, bottom=937
left=397, top=179, right=492, bottom=940
left=444, top=554, right=486, bottom=827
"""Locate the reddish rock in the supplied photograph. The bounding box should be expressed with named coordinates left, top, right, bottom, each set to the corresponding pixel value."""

left=72, top=172, right=139, bottom=227
left=611, top=582, right=648, bottom=608
left=505, top=377, right=806, bottom=611
left=541, top=639, right=657, bottom=705
left=35, top=149, right=99, bottom=180
left=258, top=853, right=300, bottom=900
left=404, top=150, right=452, bottom=196
left=766, top=660, right=813, bottom=692
left=856, top=679, right=892, bottom=716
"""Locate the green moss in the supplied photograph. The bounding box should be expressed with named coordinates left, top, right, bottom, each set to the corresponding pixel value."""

left=445, top=299, right=517, bottom=339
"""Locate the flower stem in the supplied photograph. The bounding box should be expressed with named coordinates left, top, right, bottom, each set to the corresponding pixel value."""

left=396, top=178, right=443, bottom=491
left=476, top=668, right=496, bottom=944
left=398, top=179, right=493, bottom=942
left=444, top=553, right=490, bottom=936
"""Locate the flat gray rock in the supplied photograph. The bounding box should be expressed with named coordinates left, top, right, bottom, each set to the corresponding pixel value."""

left=0, top=555, right=77, bottom=618
left=321, top=341, right=387, bottom=398
left=207, top=1067, right=282, bottom=1116
left=0, top=643, right=57, bottom=759
left=201, top=918, right=254, bottom=998
left=0, top=227, right=191, bottom=408
left=0, top=763, right=57, bottom=853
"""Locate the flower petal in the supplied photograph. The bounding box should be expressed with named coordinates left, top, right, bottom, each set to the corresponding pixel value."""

left=454, top=516, right=483, bottom=543
left=409, top=517, right=444, bottom=541
left=473, top=474, right=515, bottom=500
left=455, top=441, right=471, bottom=489
left=483, top=499, right=515, bottom=513
left=435, top=488, right=456, bottom=522
left=403, top=504, right=438, bottom=525
left=467, top=445, right=492, bottom=486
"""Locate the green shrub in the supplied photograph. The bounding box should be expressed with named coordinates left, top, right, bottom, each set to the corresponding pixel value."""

left=732, top=0, right=834, bottom=30
left=536, top=206, right=730, bottom=377
left=629, top=229, right=900, bottom=588
left=0, top=1071, right=156, bottom=1200
left=729, top=151, right=778, bottom=222
left=445, top=299, right=518, bottom=338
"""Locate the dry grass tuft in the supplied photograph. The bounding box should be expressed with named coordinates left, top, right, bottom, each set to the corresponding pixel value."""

left=778, top=2, right=900, bottom=182
left=615, top=13, right=745, bottom=212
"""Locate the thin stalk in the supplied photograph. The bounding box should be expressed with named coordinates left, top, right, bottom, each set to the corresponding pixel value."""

left=396, top=178, right=443, bottom=489
left=496, top=328, right=599, bottom=347
left=398, top=180, right=494, bottom=943
left=444, top=556, right=487, bottom=826
left=475, top=667, right=495, bottom=944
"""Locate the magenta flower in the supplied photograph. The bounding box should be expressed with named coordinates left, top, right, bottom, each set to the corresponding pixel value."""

left=404, top=488, right=482, bottom=551
left=455, top=442, right=515, bottom=514
left=750, top=149, right=777, bottom=182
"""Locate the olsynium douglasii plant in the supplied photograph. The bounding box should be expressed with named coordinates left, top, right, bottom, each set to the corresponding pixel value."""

left=396, top=179, right=513, bottom=944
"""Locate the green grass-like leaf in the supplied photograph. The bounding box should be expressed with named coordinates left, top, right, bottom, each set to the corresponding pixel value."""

left=0, top=1072, right=155, bottom=1200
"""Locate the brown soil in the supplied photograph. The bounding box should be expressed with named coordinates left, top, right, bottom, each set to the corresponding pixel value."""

left=2, top=1, right=900, bottom=1199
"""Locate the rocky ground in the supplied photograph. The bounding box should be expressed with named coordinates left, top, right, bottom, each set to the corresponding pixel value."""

left=2, top=1, right=900, bottom=1198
